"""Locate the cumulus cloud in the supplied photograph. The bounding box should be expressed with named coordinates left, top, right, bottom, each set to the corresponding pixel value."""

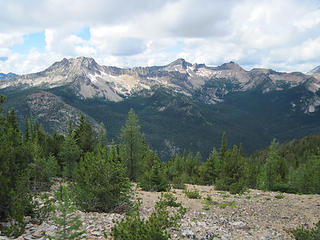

left=0, top=0, right=320, bottom=73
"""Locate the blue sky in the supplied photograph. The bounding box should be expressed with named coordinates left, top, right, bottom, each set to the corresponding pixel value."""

left=0, top=0, right=320, bottom=74
left=11, top=32, right=46, bottom=54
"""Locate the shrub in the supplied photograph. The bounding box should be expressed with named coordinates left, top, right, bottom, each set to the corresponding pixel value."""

left=218, top=201, right=237, bottom=209
left=274, top=193, right=284, bottom=199
left=201, top=195, right=212, bottom=204
left=161, top=193, right=182, bottom=207
left=107, top=195, right=186, bottom=240
left=184, top=188, right=201, bottom=199
left=291, top=220, right=320, bottom=240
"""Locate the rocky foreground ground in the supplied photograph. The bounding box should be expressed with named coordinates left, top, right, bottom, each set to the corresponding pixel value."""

left=1, top=184, right=319, bottom=240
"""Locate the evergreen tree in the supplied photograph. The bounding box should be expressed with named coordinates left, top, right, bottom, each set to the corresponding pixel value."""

left=289, top=154, right=320, bottom=194
left=58, top=133, right=81, bottom=179
left=166, top=154, right=186, bottom=189
left=97, top=122, right=107, bottom=149
left=74, top=115, right=96, bottom=154
left=220, top=132, right=227, bottom=159
left=120, top=108, right=145, bottom=181
left=198, top=148, right=219, bottom=185
left=257, top=139, right=284, bottom=191
left=73, top=148, right=132, bottom=212
left=30, top=141, right=58, bottom=191
left=215, top=144, right=246, bottom=194
left=139, top=150, right=169, bottom=192
left=48, top=186, right=85, bottom=240
left=0, top=98, right=33, bottom=235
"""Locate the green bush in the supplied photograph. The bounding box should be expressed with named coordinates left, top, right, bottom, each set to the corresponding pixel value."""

left=274, top=193, right=284, bottom=199
left=107, top=195, right=186, bottom=240
left=161, top=193, right=182, bottom=207
left=184, top=188, right=201, bottom=199
left=201, top=194, right=214, bottom=210
left=291, top=220, right=320, bottom=240
left=218, top=201, right=237, bottom=209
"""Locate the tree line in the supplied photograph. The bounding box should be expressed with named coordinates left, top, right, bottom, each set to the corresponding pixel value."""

left=0, top=94, right=319, bottom=237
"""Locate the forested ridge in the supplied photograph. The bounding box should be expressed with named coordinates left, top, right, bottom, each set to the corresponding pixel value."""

left=0, top=94, right=319, bottom=239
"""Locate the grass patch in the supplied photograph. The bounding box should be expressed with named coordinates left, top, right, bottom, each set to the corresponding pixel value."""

left=161, top=192, right=182, bottom=207
left=218, top=201, right=237, bottom=209
left=184, top=188, right=201, bottom=199
left=275, top=193, right=284, bottom=199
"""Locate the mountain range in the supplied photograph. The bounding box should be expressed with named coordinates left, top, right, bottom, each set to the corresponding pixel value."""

left=1, top=57, right=320, bottom=159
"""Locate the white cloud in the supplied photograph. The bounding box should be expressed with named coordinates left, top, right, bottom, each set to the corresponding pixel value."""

left=0, top=0, right=320, bottom=73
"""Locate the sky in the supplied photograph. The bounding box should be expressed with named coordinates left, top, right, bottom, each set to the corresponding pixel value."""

left=0, top=0, right=320, bottom=74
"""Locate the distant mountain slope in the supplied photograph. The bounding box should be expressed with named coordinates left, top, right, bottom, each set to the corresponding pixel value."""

left=308, top=65, right=320, bottom=80
left=2, top=88, right=99, bottom=135
left=0, top=72, right=18, bottom=79
left=1, top=57, right=320, bottom=159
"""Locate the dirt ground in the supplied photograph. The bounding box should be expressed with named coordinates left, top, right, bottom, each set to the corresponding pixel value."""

left=136, top=184, right=320, bottom=239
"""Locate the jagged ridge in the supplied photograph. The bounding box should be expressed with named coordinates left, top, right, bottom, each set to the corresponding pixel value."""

left=1, top=57, right=319, bottom=109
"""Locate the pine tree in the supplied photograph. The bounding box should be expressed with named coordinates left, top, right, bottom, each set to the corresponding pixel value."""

left=29, top=139, right=59, bottom=191
left=257, top=139, right=283, bottom=191
left=120, top=109, right=144, bottom=181
left=73, top=148, right=132, bottom=212
left=48, top=186, right=85, bottom=240
left=58, top=133, right=81, bottom=179
left=215, top=144, right=246, bottom=194
left=0, top=99, right=33, bottom=235
left=139, top=150, right=169, bottom=192
left=97, top=122, right=107, bottom=149
left=198, top=148, right=219, bottom=185
left=220, top=132, right=227, bottom=159
left=74, top=115, right=96, bottom=154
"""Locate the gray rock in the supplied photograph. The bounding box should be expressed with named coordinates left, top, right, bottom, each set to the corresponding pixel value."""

left=231, top=221, right=247, bottom=229
left=0, top=236, right=10, bottom=240
left=91, top=230, right=102, bottom=236
left=182, top=229, right=196, bottom=239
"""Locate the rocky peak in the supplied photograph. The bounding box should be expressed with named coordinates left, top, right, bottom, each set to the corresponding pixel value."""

left=72, top=56, right=98, bottom=69
left=46, top=58, right=71, bottom=71
left=48, top=57, right=98, bottom=72
left=217, top=61, right=243, bottom=71
left=164, top=58, right=192, bottom=72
